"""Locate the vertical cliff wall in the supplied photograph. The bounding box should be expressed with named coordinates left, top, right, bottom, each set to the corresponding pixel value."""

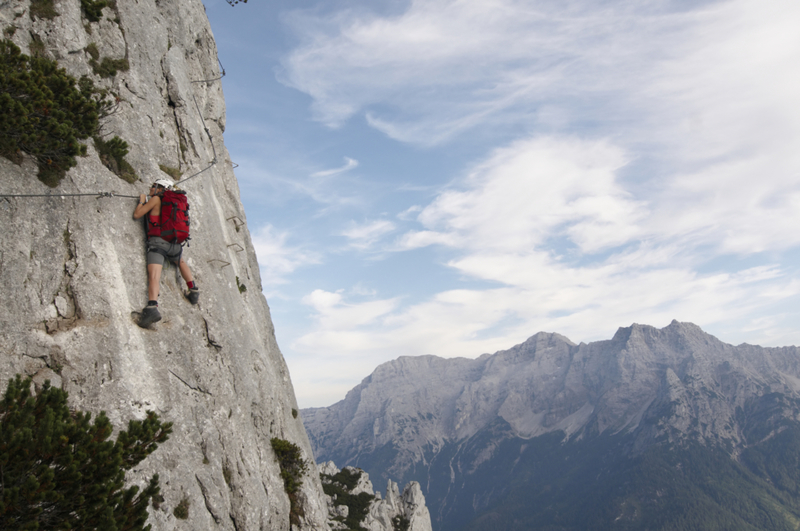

left=0, top=0, right=329, bottom=529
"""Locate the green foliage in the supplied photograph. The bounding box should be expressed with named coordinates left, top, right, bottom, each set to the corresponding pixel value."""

left=85, top=42, right=99, bottom=62
left=158, top=164, right=182, bottom=180
left=0, top=40, right=99, bottom=187
left=360, top=409, right=800, bottom=531
left=29, top=0, right=58, bottom=20
left=270, top=438, right=309, bottom=526
left=94, top=135, right=136, bottom=182
left=340, top=492, right=374, bottom=531
left=150, top=492, right=164, bottom=510
left=292, top=408, right=298, bottom=419
left=28, top=37, right=45, bottom=58
left=236, top=276, right=247, bottom=293
left=742, top=423, right=800, bottom=497
left=321, top=468, right=375, bottom=531
left=271, top=438, right=309, bottom=493
left=448, top=425, right=800, bottom=531
left=323, top=467, right=362, bottom=491
left=81, top=0, right=108, bottom=23
left=79, top=75, right=120, bottom=125
left=90, top=56, right=129, bottom=78
left=85, top=42, right=129, bottom=79
left=0, top=374, right=172, bottom=530
left=392, top=515, right=411, bottom=531
left=172, top=496, right=189, bottom=520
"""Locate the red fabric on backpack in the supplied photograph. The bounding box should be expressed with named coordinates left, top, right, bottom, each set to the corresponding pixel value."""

left=146, top=213, right=161, bottom=238
left=159, top=190, right=190, bottom=243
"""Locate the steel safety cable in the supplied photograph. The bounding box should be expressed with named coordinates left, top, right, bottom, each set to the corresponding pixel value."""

left=0, top=59, right=227, bottom=200
left=0, top=191, right=139, bottom=199
left=174, top=91, right=219, bottom=186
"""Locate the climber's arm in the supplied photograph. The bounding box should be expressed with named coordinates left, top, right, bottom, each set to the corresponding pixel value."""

left=133, top=195, right=160, bottom=219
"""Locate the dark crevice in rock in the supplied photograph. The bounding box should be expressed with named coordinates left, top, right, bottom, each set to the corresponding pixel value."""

left=202, top=316, right=222, bottom=350
left=169, top=369, right=212, bottom=396
left=45, top=317, right=79, bottom=335
left=22, top=352, right=47, bottom=363
left=195, top=474, right=221, bottom=524
left=161, top=59, right=187, bottom=163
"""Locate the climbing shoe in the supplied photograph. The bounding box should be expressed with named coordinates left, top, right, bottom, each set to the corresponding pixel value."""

left=138, top=305, right=162, bottom=328
left=186, top=287, right=200, bottom=305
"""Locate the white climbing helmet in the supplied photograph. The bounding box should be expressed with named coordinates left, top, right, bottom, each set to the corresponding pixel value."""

left=153, top=178, right=174, bottom=190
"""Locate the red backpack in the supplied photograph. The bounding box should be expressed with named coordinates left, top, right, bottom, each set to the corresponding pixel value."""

left=159, top=190, right=190, bottom=244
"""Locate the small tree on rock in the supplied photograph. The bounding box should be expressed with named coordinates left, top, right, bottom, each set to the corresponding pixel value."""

left=0, top=40, right=100, bottom=187
left=0, top=375, right=172, bottom=530
left=271, top=437, right=309, bottom=526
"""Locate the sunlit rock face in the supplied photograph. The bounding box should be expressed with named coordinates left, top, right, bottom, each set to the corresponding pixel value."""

left=319, top=461, right=432, bottom=531
left=303, top=321, right=800, bottom=529
left=0, top=1, right=329, bottom=529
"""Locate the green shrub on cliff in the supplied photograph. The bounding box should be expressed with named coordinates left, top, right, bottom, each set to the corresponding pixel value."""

left=81, top=0, right=108, bottom=22
left=30, top=0, right=59, bottom=20
left=95, top=135, right=137, bottom=182
left=271, top=437, right=309, bottom=526
left=321, top=468, right=376, bottom=531
left=0, top=375, right=172, bottom=530
left=0, top=40, right=98, bottom=186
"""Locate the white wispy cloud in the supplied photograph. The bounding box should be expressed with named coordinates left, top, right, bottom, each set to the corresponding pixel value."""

left=291, top=131, right=800, bottom=404
left=311, top=157, right=359, bottom=178
left=291, top=259, right=798, bottom=406
left=251, top=224, right=321, bottom=289
left=294, top=131, right=800, bottom=351
left=398, top=136, right=644, bottom=254
left=341, top=219, right=396, bottom=250
left=229, top=152, right=362, bottom=214
left=279, top=0, right=698, bottom=143
left=274, top=0, right=800, bottom=405
left=280, top=0, right=800, bottom=152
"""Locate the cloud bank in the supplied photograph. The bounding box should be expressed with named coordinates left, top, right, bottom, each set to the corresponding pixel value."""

left=270, top=0, right=800, bottom=405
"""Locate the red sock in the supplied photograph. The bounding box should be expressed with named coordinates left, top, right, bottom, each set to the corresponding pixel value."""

left=187, top=281, right=196, bottom=289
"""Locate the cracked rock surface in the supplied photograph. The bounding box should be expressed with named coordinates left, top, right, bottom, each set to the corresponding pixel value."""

left=0, top=0, right=328, bottom=529
left=320, top=462, right=432, bottom=531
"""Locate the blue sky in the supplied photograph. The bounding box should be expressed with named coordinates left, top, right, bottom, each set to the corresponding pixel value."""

left=202, top=0, right=800, bottom=408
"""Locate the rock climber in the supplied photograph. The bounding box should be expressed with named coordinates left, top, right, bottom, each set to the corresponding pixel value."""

left=133, top=178, right=198, bottom=327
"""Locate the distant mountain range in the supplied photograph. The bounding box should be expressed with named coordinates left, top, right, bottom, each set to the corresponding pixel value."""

left=302, top=321, right=800, bottom=530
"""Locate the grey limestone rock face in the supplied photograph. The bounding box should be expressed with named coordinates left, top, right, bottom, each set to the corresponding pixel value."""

left=0, top=1, right=328, bottom=529
left=319, top=462, right=432, bottom=531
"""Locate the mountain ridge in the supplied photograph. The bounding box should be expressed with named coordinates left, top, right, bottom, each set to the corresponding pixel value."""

left=302, top=320, right=800, bottom=530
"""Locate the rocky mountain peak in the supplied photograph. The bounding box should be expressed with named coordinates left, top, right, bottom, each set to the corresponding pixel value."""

left=305, top=321, right=800, bottom=489
left=303, top=322, right=800, bottom=529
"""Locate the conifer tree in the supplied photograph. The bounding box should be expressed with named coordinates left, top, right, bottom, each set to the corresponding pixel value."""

left=81, top=0, right=108, bottom=22
left=0, top=40, right=100, bottom=187
left=0, top=375, right=172, bottom=530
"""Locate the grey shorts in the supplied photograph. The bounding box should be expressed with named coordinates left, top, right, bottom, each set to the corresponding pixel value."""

left=146, top=237, right=183, bottom=266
